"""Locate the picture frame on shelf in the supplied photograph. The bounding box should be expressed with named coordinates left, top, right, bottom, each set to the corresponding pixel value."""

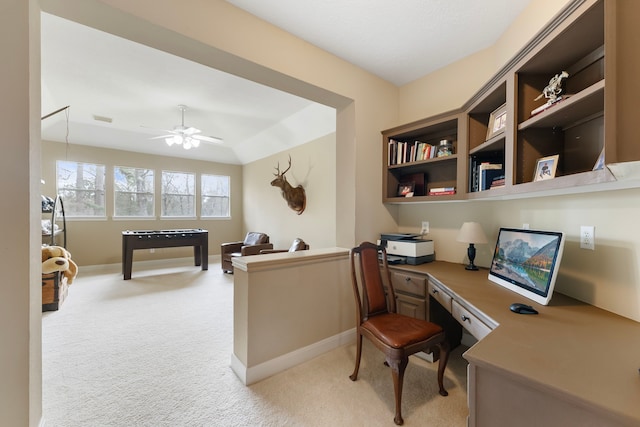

left=397, top=182, right=415, bottom=197
left=592, top=147, right=605, bottom=171
left=533, top=155, right=559, bottom=181
left=486, top=103, right=507, bottom=140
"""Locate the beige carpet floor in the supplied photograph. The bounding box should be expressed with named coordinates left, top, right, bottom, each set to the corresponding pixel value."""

left=42, top=258, right=469, bottom=426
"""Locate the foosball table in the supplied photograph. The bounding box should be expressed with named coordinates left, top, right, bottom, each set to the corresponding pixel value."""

left=121, top=229, right=208, bottom=280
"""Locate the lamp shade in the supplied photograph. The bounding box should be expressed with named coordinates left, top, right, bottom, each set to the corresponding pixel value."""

left=456, top=222, right=488, bottom=244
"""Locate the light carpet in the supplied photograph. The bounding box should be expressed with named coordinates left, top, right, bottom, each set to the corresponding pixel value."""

left=42, top=259, right=469, bottom=426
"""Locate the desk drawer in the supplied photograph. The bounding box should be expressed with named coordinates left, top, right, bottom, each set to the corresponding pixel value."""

left=428, top=281, right=452, bottom=312
left=391, top=271, right=427, bottom=297
left=396, top=293, right=426, bottom=320
left=452, top=300, right=492, bottom=340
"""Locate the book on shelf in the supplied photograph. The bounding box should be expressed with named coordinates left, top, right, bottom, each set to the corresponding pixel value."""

left=388, top=139, right=440, bottom=165
left=479, top=167, right=504, bottom=191
left=489, top=175, right=506, bottom=189
left=530, top=94, right=573, bottom=117
left=470, top=162, right=503, bottom=192
left=428, top=187, right=456, bottom=196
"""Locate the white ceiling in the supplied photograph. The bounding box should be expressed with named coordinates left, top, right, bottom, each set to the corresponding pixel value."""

left=225, top=0, right=533, bottom=85
left=41, top=1, right=532, bottom=164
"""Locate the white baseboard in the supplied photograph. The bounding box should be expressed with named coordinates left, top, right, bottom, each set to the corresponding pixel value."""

left=231, top=328, right=356, bottom=385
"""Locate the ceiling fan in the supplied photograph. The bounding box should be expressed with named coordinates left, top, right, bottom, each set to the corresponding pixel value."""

left=149, top=104, right=223, bottom=150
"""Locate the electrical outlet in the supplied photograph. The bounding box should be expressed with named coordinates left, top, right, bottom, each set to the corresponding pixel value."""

left=580, top=226, right=595, bottom=250
left=150, top=248, right=156, bottom=253
left=421, top=221, right=429, bottom=234
left=522, top=223, right=530, bottom=230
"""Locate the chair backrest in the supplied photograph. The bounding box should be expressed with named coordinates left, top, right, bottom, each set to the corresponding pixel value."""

left=349, top=242, right=396, bottom=321
left=288, top=238, right=309, bottom=252
left=243, top=232, right=269, bottom=246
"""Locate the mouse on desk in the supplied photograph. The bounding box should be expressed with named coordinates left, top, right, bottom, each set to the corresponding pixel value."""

left=510, top=302, right=539, bottom=315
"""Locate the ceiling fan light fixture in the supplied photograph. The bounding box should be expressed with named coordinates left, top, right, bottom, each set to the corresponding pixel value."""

left=152, top=104, right=223, bottom=150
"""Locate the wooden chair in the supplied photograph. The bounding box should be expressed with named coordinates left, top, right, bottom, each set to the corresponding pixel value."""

left=348, top=241, right=449, bottom=425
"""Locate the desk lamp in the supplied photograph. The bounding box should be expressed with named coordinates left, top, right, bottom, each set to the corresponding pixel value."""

left=457, top=222, right=488, bottom=270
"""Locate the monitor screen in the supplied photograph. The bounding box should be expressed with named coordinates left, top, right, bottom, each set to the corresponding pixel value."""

left=488, top=228, right=565, bottom=305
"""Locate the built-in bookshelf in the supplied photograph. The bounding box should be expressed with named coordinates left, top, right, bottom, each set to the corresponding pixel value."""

left=382, top=0, right=640, bottom=204
left=382, top=114, right=465, bottom=203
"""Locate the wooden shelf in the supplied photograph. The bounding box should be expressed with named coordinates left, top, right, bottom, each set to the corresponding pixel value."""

left=518, top=80, right=604, bottom=131
left=388, top=154, right=457, bottom=172
left=381, top=0, right=640, bottom=204
left=470, top=135, right=505, bottom=156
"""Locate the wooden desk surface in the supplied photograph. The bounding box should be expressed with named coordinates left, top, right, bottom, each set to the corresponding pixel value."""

left=392, top=261, right=640, bottom=425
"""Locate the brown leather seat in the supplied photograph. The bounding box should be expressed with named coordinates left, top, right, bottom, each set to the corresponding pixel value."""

left=221, top=232, right=272, bottom=273
left=260, top=238, right=309, bottom=254
left=348, top=241, right=449, bottom=425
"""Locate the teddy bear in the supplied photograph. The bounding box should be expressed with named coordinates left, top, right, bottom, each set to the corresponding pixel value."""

left=42, top=245, right=78, bottom=284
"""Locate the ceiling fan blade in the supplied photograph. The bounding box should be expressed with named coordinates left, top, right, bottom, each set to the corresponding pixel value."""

left=149, top=134, right=175, bottom=140
left=140, top=124, right=175, bottom=133
left=182, top=126, right=201, bottom=135
left=194, top=135, right=224, bottom=144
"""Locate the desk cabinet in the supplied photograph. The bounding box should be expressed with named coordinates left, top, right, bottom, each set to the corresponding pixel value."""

left=388, top=261, right=640, bottom=426
left=390, top=270, right=428, bottom=319
left=389, top=268, right=464, bottom=353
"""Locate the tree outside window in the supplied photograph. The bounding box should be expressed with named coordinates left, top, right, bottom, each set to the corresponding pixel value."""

left=56, top=160, right=106, bottom=217
left=161, top=171, right=195, bottom=217
left=201, top=174, right=230, bottom=218
left=114, top=166, right=154, bottom=217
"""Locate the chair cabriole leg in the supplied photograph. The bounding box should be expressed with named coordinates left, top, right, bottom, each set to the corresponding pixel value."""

left=349, top=333, right=363, bottom=381
left=389, top=356, right=408, bottom=425
left=437, top=340, right=450, bottom=396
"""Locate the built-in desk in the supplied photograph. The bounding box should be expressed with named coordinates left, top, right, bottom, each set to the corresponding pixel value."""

left=391, top=261, right=640, bottom=427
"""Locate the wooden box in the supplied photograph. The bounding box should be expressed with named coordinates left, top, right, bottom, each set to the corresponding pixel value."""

left=42, top=271, right=68, bottom=311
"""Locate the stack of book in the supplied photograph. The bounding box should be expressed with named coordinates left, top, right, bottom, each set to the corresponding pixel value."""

left=490, top=175, right=505, bottom=189
left=428, top=187, right=456, bottom=196
left=388, top=139, right=439, bottom=165
left=470, top=162, right=504, bottom=192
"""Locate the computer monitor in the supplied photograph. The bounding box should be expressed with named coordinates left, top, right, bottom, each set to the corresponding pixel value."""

left=488, top=228, right=565, bottom=305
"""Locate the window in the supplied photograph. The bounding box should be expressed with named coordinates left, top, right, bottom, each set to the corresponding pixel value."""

left=56, top=160, right=106, bottom=217
left=201, top=174, right=230, bottom=217
left=161, top=171, right=195, bottom=217
left=114, top=166, right=154, bottom=217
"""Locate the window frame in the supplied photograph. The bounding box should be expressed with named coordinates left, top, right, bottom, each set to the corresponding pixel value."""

left=160, top=170, right=196, bottom=218
left=200, top=174, right=231, bottom=219
left=56, top=160, right=107, bottom=219
left=113, top=165, right=155, bottom=218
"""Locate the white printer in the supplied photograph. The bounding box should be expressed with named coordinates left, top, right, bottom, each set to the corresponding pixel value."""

left=377, top=233, right=435, bottom=265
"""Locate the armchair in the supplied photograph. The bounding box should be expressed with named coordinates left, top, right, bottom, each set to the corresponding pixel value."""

left=221, top=232, right=272, bottom=273
left=260, top=238, right=309, bottom=254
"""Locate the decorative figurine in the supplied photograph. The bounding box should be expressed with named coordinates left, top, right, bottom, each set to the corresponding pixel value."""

left=532, top=71, right=569, bottom=116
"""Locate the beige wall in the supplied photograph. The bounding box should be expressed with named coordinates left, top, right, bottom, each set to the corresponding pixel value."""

left=41, top=140, right=243, bottom=266
left=5, top=0, right=639, bottom=424
left=41, top=133, right=336, bottom=267
left=243, top=133, right=337, bottom=249
left=2, top=1, right=42, bottom=426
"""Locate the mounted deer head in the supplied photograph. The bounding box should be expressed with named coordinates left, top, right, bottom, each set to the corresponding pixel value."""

left=271, top=155, right=306, bottom=215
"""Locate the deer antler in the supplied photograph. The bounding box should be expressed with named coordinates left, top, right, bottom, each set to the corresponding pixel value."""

left=281, top=155, right=292, bottom=175
left=273, top=155, right=292, bottom=177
